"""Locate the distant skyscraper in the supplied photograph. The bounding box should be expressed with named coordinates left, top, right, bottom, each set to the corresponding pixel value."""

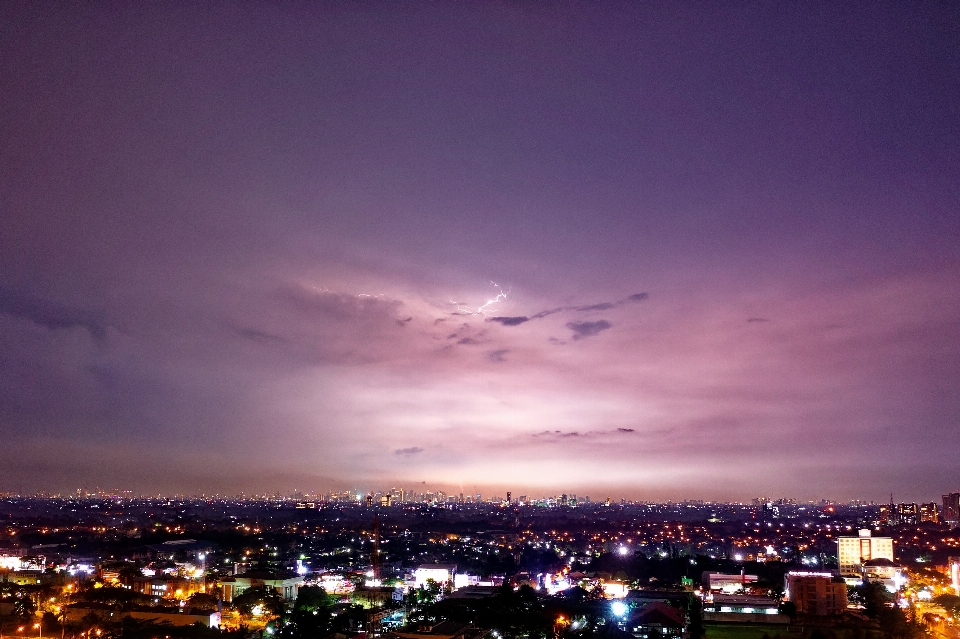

left=943, top=493, right=960, bottom=526
left=919, top=503, right=939, bottom=523
left=878, top=503, right=895, bottom=525
left=898, top=503, right=919, bottom=525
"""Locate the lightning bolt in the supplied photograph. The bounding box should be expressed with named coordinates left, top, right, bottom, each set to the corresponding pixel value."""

left=450, top=281, right=510, bottom=316
left=449, top=282, right=510, bottom=315
left=477, top=282, right=508, bottom=315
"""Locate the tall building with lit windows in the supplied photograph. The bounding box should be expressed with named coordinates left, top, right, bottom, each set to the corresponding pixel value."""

left=836, top=529, right=893, bottom=576
left=943, top=493, right=960, bottom=526
left=918, top=503, right=939, bottom=523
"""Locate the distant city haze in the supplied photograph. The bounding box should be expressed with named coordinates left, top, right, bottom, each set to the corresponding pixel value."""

left=1, top=2, right=958, bottom=500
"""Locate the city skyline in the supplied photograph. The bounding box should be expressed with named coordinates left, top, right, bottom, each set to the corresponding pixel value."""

left=1, top=2, right=959, bottom=500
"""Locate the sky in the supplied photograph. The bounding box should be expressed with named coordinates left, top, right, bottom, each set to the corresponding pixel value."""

left=1, top=2, right=959, bottom=501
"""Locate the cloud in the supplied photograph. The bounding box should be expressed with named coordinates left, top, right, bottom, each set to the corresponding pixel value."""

left=488, top=316, right=529, bottom=326
left=576, top=302, right=615, bottom=311
left=457, top=337, right=478, bottom=345
left=394, top=447, right=424, bottom=455
left=747, top=317, right=770, bottom=323
left=530, top=427, right=639, bottom=441
left=575, top=293, right=647, bottom=313
left=487, top=349, right=509, bottom=362
left=531, top=307, right=564, bottom=319
left=487, top=293, right=647, bottom=328
left=533, top=430, right=581, bottom=437
left=566, top=320, right=612, bottom=340
left=0, top=287, right=106, bottom=341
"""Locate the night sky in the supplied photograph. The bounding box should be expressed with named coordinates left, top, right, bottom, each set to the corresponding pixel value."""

left=2, top=2, right=959, bottom=500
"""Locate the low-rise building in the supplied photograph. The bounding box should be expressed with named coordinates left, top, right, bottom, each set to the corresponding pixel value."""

left=701, top=572, right=757, bottom=593
left=785, top=572, right=847, bottom=616
left=65, top=603, right=220, bottom=628
left=413, top=565, right=457, bottom=588
left=703, top=594, right=789, bottom=625
left=219, top=570, right=303, bottom=602
left=862, top=558, right=905, bottom=591
left=627, top=602, right=685, bottom=639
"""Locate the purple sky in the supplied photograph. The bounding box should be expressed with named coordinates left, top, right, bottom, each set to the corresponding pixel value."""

left=1, top=2, right=959, bottom=501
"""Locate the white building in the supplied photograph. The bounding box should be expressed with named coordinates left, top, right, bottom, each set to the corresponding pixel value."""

left=837, top=529, right=893, bottom=576
left=414, top=564, right=457, bottom=587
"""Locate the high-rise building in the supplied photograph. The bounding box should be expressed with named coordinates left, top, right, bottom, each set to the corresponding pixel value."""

left=879, top=504, right=897, bottom=525
left=919, top=503, right=939, bottom=523
left=837, top=530, right=894, bottom=576
left=943, top=493, right=960, bottom=526
left=898, top=503, right=919, bottom=525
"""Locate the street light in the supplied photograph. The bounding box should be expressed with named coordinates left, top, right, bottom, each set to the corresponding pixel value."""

left=33, top=623, right=41, bottom=639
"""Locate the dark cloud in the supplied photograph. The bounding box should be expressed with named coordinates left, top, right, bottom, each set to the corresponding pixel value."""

left=575, top=302, right=615, bottom=312
left=394, top=447, right=424, bottom=455
left=457, top=337, right=478, bottom=345
left=566, top=320, right=612, bottom=340
left=747, top=317, right=770, bottom=323
left=533, top=428, right=635, bottom=439
left=487, top=349, right=509, bottom=362
left=575, top=293, right=647, bottom=313
left=488, top=316, right=529, bottom=326
left=0, top=287, right=106, bottom=341
left=499, top=293, right=647, bottom=325
left=533, top=430, right=581, bottom=438
left=531, top=307, right=564, bottom=319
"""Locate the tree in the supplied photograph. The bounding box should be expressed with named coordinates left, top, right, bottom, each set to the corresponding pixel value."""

left=12, top=595, right=36, bottom=619
left=292, top=585, right=334, bottom=612
left=231, top=586, right=285, bottom=617
left=186, top=592, right=219, bottom=610
left=933, top=594, right=960, bottom=615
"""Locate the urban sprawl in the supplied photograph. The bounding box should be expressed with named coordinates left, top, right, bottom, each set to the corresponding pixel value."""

left=0, top=492, right=958, bottom=639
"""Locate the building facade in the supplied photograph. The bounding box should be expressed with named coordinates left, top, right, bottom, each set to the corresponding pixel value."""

left=785, top=572, right=847, bottom=616
left=219, top=571, right=303, bottom=602
left=837, top=530, right=893, bottom=576
left=943, top=493, right=960, bottom=526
